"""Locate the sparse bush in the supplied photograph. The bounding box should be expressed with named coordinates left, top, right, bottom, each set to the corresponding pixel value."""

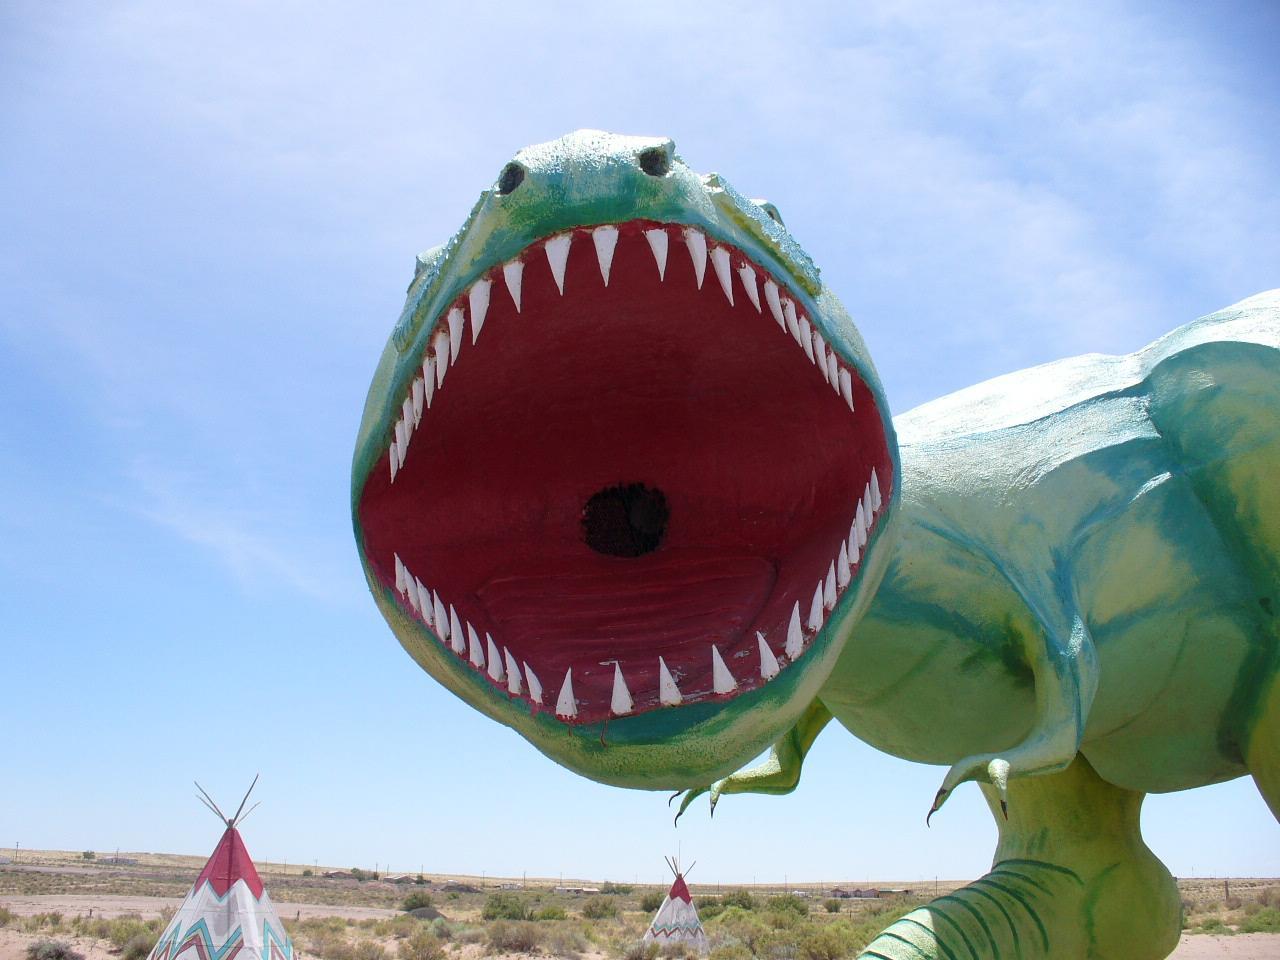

left=1241, top=907, right=1280, bottom=934
left=454, top=926, right=486, bottom=945
left=581, top=897, right=618, bottom=920
left=401, top=892, right=434, bottom=913
left=352, top=940, right=388, bottom=960
left=708, top=945, right=752, bottom=960
left=0, top=907, right=15, bottom=928
left=107, top=915, right=157, bottom=949
left=398, top=928, right=444, bottom=960
left=428, top=919, right=453, bottom=942
left=82, top=851, right=95, bottom=861
left=721, top=891, right=755, bottom=912
left=26, top=942, right=84, bottom=960
left=483, top=892, right=533, bottom=921
left=122, top=933, right=153, bottom=960
left=534, top=905, right=567, bottom=921
left=601, top=882, right=634, bottom=895
left=544, top=924, right=587, bottom=958
left=822, top=900, right=841, bottom=915
left=766, top=895, right=809, bottom=919
left=799, top=924, right=853, bottom=960
left=697, top=897, right=725, bottom=922
left=621, top=942, right=659, bottom=960
left=487, top=920, right=543, bottom=953
left=640, top=892, right=664, bottom=913
left=302, top=869, right=314, bottom=877
left=1257, top=887, right=1280, bottom=908
left=1196, top=917, right=1230, bottom=934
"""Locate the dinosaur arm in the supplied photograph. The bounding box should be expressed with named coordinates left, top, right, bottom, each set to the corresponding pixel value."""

left=675, top=699, right=833, bottom=820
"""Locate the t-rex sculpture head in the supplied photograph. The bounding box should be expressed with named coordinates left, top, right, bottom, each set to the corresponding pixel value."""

left=351, top=130, right=898, bottom=788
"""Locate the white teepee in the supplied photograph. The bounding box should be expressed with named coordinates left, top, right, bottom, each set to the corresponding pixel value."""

left=148, top=779, right=294, bottom=960
left=643, top=858, right=708, bottom=952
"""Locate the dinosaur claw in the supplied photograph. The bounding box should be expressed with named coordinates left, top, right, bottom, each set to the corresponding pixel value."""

left=667, top=791, right=681, bottom=808
left=927, top=787, right=947, bottom=826
left=1000, top=798, right=1008, bottom=820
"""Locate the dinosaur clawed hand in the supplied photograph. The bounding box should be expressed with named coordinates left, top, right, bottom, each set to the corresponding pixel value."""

left=929, top=755, right=1012, bottom=822
left=672, top=781, right=726, bottom=824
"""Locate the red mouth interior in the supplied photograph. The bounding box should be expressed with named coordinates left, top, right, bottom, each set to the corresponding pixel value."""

left=357, top=221, right=892, bottom=722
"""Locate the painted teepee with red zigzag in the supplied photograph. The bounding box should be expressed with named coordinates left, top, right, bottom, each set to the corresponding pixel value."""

left=148, top=779, right=294, bottom=960
left=643, top=858, right=707, bottom=953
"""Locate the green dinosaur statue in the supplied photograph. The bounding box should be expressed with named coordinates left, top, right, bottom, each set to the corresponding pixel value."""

left=351, top=130, right=1280, bottom=960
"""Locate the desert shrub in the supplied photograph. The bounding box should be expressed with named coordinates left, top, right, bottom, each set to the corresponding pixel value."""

left=1224, top=895, right=1243, bottom=910
left=799, top=924, right=853, bottom=960
left=302, top=869, right=314, bottom=877
left=601, top=882, right=634, bottom=895
left=0, top=907, right=15, bottom=928
left=401, top=891, right=434, bottom=913
left=1257, top=887, right=1280, bottom=908
left=428, top=919, right=453, bottom=942
left=707, top=907, right=771, bottom=954
left=122, top=933, right=154, bottom=960
left=1241, top=907, right=1280, bottom=934
left=534, top=905, right=567, bottom=921
left=822, top=900, right=842, bottom=915
left=82, top=851, right=96, bottom=861
left=1196, top=917, right=1230, bottom=934
left=620, top=942, right=659, bottom=960
left=697, top=897, right=725, bottom=922
left=26, top=941, right=84, bottom=960
left=454, top=926, right=486, bottom=945
left=640, top=892, right=664, bottom=913
left=581, top=897, right=618, bottom=920
left=708, top=945, right=752, bottom=960
left=721, top=891, right=755, bottom=912
left=352, top=940, right=387, bottom=960
left=484, top=892, right=533, bottom=921
left=766, top=895, right=808, bottom=919
left=544, top=923, right=587, bottom=958
left=107, top=914, right=155, bottom=949
left=487, top=920, right=543, bottom=953
left=22, top=913, right=65, bottom=934
left=398, top=928, right=444, bottom=960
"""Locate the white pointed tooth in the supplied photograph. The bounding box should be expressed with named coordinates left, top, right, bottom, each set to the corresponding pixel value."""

left=826, top=351, right=840, bottom=392
left=402, top=398, right=416, bottom=438
left=467, top=622, right=485, bottom=668
left=449, top=605, right=466, bottom=654
left=403, top=574, right=419, bottom=611
left=764, top=280, right=785, bottom=328
left=784, top=299, right=801, bottom=343
left=823, top=562, right=837, bottom=611
left=469, top=279, right=491, bottom=344
left=432, top=330, right=449, bottom=387
left=798, top=316, right=816, bottom=363
left=486, top=634, right=505, bottom=682
left=592, top=225, right=618, bottom=286
left=855, top=501, right=867, bottom=548
left=610, top=663, right=634, bottom=715
left=411, top=377, right=425, bottom=424
left=785, top=603, right=804, bottom=659
left=644, top=228, right=669, bottom=280
left=812, top=333, right=828, bottom=381
left=503, top=260, right=524, bottom=312
left=393, top=421, right=407, bottom=467
left=394, top=554, right=407, bottom=595
left=839, top=368, right=854, bottom=411
left=447, top=307, right=464, bottom=363
left=711, top=645, right=737, bottom=695
left=505, top=649, right=522, bottom=695
left=757, top=632, right=780, bottom=680
left=389, top=442, right=398, bottom=482
left=808, top=583, right=825, bottom=632
left=658, top=657, right=682, bottom=705
left=738, top=265, right=761, bottom=312
left=545, top=234, right=572, bottom=295
left=837, top=542, right=851, bottom=589
left=683, top=228, right=707, bottom=289
left=555, top=668, right=576, bottom=718
left=848, top=522, right=861, bottom=565
left=417, top=579, right=433, bottom=626
left=433, top=593, right=449, bottom=641
left=710, top=247, right=734, bottom=305
left=524, top=662, right=543, bottom=703
left=864, top=485, right=875, bottom=526
left=422, top=357, right=437, bottom=408
left=871, top=468, right=883, bottom=511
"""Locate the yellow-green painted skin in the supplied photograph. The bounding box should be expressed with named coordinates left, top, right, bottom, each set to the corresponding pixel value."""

left=353, top=132, right=1280, bottom=960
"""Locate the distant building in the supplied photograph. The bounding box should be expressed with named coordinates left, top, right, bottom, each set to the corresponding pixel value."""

left=554, top=885, right=601, bottom=895
left=323, top=870, right=355, bottom=880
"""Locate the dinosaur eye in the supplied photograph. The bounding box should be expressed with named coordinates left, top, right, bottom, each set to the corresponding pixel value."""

left=638, top=147, right=671, bottom=177
left=497, top=162, right=525, bottom=195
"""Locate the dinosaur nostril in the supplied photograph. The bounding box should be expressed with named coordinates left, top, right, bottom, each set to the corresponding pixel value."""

left=497, top=162, right=525, bottom=195
left=638, top=147, right=671, bottom=178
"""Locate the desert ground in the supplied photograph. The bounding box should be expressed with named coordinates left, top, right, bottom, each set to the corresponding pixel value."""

left=1, top=852, right=1275, bottom=960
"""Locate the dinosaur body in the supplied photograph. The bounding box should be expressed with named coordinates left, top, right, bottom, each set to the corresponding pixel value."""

left=352, top=131, right=1279, bottom=960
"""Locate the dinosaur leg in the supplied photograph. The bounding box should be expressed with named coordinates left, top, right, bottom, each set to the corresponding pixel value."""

left=1245, top=668, right=1280, bottom=821
left=859, top=755, right=1181, bottom=960
left=931, top=613, right=1099, bottom=817
left=674, top=700, right=832, bottom=820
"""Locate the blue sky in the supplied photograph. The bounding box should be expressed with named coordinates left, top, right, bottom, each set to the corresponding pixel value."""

left=2, top=1, right=1277, bottom=884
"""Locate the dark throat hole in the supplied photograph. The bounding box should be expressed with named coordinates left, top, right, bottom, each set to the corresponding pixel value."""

left=582, top=483, right=669, bottom=558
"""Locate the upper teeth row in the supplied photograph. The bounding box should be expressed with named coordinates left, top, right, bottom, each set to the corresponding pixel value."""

left=387, top=224, right=857, bottom=482
left=390, top=469, right=884, bottom=720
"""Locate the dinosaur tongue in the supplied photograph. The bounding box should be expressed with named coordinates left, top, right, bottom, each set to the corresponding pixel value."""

left=357, top=221, right=892, bottom=723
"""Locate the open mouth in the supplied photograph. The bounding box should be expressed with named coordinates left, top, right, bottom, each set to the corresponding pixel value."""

left=356, top=219, right=892, bottom=725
